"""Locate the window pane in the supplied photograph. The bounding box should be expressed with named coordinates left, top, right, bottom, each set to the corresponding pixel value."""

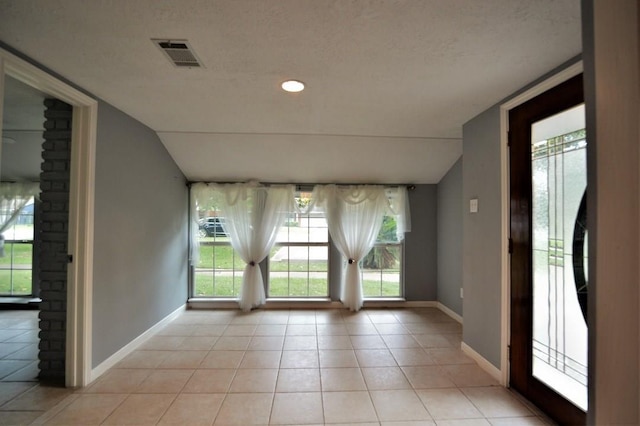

left=268, top=191, right=329, bottom=298
left=362, top=244, right=402, bottom=297
left=0, top=200, right=35, bottom=296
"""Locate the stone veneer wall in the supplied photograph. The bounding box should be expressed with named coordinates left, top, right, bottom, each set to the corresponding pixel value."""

left=38, top=98, right=72, bottom=384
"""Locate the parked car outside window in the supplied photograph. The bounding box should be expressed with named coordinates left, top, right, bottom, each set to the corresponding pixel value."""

left=198, top=217, right=228, bottom=237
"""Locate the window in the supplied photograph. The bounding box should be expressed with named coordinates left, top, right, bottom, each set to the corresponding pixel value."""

left=268, top=191, right=329, bottom=298
left=0, top=199, right=35, bottom=296
left=362, top=215, right=403, bottom=298
left=193, top=201, right=243, bottom=298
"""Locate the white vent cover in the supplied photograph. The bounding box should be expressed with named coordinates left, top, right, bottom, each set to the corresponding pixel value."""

left=152, top=39, right=203, bottom=68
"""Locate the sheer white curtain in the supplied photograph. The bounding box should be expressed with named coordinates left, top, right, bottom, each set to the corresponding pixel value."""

left=202, top=182, right=294, bottom=311
left=0, top=182, right=39, bottom=257
left=315, top=185, right=389, bottom=311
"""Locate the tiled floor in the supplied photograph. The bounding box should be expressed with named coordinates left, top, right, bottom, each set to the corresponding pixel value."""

left=0, top=307, right=551, bottom=425
left=0, top=310, right=40, bottom=383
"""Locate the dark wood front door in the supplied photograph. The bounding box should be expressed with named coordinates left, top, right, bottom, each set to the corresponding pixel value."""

left=509, top=74, right=587, bottom=425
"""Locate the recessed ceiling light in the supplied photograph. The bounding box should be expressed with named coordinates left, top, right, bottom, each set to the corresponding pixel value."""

left=281, top=80, right=305, bottom=93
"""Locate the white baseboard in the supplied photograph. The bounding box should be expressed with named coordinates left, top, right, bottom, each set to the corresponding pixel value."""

left=461, top=342, right=503, bottom=384
left=90, top=303, right=186, bottom=383
left=436, top=302, right=463, bottom=324
left=187, top=299, right=438, bottom=310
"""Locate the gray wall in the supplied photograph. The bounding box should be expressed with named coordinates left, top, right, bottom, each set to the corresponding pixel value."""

left=461, top=57, right=582, bottom=370
left=92, top=101, right=188, bottom=368
left=462, top=107, right=503, bottom=368
left=437, top=156, right=463, bottom=315
left=404, top=184, right=438, bottom=301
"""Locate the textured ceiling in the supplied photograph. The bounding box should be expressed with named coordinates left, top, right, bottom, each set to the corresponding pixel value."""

left=0, top=0, right=582, bottom=183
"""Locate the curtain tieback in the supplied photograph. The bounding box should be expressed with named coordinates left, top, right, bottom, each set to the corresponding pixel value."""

left=249, top=261, right=256, bottom=266
left=348, top=258, right=356, bottom=264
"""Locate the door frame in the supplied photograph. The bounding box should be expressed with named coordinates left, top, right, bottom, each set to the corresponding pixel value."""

left=498, top=61, right=583, bottom=387
left=0, top=46, right=97, bottom=387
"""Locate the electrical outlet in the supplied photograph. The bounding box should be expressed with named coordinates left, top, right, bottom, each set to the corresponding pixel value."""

left=460, top=288, right=464, bottom=298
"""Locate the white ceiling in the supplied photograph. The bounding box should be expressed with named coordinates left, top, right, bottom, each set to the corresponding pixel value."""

left=0, top=0, right=582, bottom=183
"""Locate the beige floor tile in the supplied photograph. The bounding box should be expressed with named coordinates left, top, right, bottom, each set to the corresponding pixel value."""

left=346, top=323, right=379, bottom=335
left=0, top=410, right=45, bottom=425
left=254, top=324, right=287, bottom=336
left=287, top=312, right=317, bottom=324
left=319, top=349, right=359, bottom=368
left=200, top=350, right=245, bottom=368
left=249, top=336, right=285, bottom=350
left=213, top=336, right=251, bottom=350
left=0, top=381, right=36, bottom=405
left=83, top=369, right=152, bottom=393
left=370, top=389, right=432, bottom=422
left=402, top=366, right=456, bottom=389
left=413, top=334, right=456, bottom=348
left=43, top=393, right=127, bottom=425
left=214, top=392, right=273, bottom=425
left=158, top=393, right=224, bottom=425
left=390, top=347, right=436, bottom=366
left=380, top=421, right=436, bottom=426
left=259, top=312, right=290, bottom=325
left=230, top=313, right=263, bottom=325
left=355, top=349, right=398, bottom=367
left=318, top=334, right=353, bottom=349
left=279, top=350, right=319, bottom=368
left=428, top=348, right=475, bottom=365
left=142, top=336, right=187, bottom=350
left=116, top=350, right=170, bottom=369
left=435, top=419, right=491, bottom=426
left=270, top=392, right=324, bottom=425
left=316, top=324, right=349, bottom=335
left=183, top=369, right=235, bottom=393
left=276, top=368, right=321, bottom=392
left=350, top=334, right=387, bottom=349
left=283, top=335, right=317, bottom=350
left=102, top=393, right=175, bottom=425
left=488, top=417, right=550, bottom=425
left=180, top=336, right=218, bottom=350
left=286, top=324, right=317, bottom=335
left=367, top=313, right=400, bottom=324
left=229, top=368, right=277, bottom=393
left=361, top=366, right=412, bottom=390
left=444, top=333, right=463, bottom=347
left=416, top=388, right=483, bottom=420
left=223, top=325, right=257, bottom=336
left=462, top=387, right=534, bottom=418
left=382, top=334, right=421, bottom=348
left=442, top=364, right=499, bottom=387
left=315, top=311, right=345, bottom=324
left=321, top=368, right=366, bottom=391
left=239, top=350, right=281, bottom=368
left=342, top=312, right=372, bottom=324
left=322, top=390, right=378, bottom=424
left=157, top=324, right=196, bottom=336
left=375, top=323, right=409, bottom=334
left=192, top=325, right=228, bottom=336
left=134, top=369, right=194, bottom=393
left=158, top=350, right=208, bottom=368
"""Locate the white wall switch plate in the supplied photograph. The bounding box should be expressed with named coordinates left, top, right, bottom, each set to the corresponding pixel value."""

left=469, top=198, right=478, bottom=213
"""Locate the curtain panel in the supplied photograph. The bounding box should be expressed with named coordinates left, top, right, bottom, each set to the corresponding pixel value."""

left=191, top=182, right=294, bottom=311
left=190, top=182, right=411, bottom=311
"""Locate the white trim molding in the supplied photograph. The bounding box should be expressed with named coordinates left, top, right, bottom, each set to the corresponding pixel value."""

left=462, top=342, right=502, bottom=384
left=437, top=302, right=463, bottom=324
left=90, top=304, right=186, bottom=382
left=0, top=46, right=98, bottom=388
left=499, top=61, right=583, bottom=388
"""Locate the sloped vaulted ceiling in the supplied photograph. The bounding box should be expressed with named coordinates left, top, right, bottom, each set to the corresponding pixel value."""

left=0, top=0, right=582, bottom=183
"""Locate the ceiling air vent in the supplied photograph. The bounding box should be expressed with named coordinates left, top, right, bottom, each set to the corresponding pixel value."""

left=152, top=39, right=203, bottom=68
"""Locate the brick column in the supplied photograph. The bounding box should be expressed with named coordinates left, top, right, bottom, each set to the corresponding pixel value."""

left=38, top=99, right=72, bottom=385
